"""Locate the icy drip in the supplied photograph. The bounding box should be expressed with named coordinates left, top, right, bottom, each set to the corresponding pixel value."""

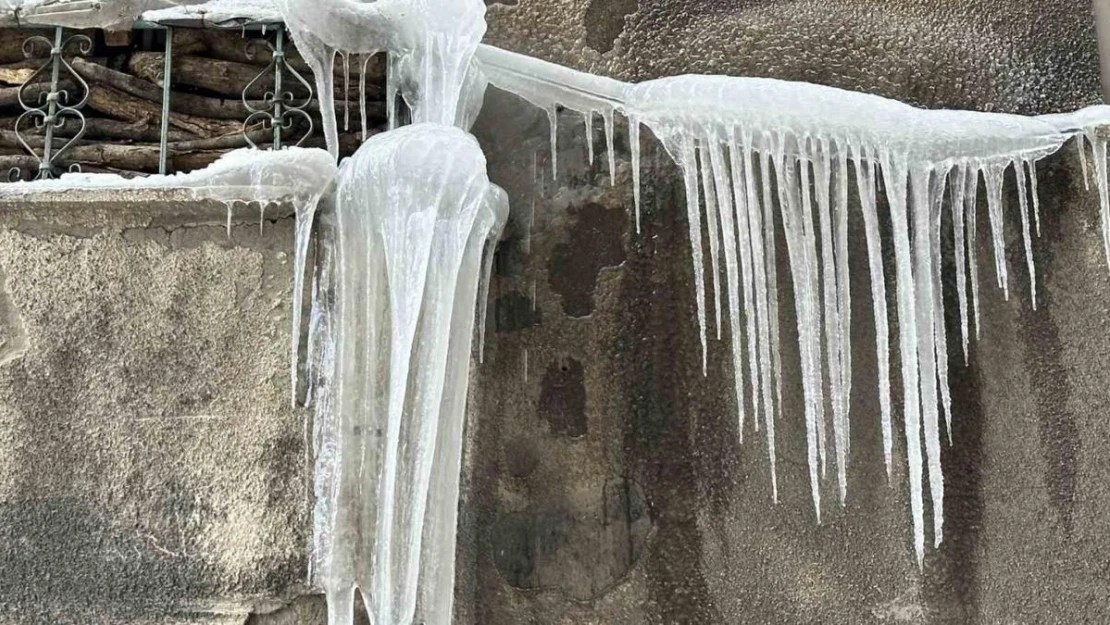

left=474, top=48, right=1110, bottom=563
left=278, top=0, right=488, bottom=157
left=306, top=125, right=506, bottom=625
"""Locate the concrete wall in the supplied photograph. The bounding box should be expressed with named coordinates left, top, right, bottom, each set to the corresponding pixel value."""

left=2, top=0, right=1109, bottom=623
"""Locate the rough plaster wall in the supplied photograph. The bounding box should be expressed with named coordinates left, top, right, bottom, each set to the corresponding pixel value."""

left=485, top=0, right=1101, bottom=114
left=0, top=199, right=312, bottom=625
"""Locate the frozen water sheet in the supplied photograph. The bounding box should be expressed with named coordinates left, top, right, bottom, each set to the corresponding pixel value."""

left=306, top=124, right=506, bottom=625
left=475, top=45, right=1110, bottom=563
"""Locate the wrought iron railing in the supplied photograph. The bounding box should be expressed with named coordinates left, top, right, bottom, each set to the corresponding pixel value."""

left=10, top=26, right=93, bottom=180
left=5, top=20, right=328, bottom=181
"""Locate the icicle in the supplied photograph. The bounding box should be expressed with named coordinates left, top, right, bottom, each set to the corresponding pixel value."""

left=812, top=138, right=845, bottom=498
left=697, top=142, right=723, bottom=341
left=951, top=165, right=970, bottom=364
left=225, top=200, right=234, bottom=238
left=929, top=170, right=952, bottom=443
left=833, top=143, right=852, bottom=483
left=584, top=110, right=595, bottom=165
left=880, top=151, right=925, bottom=566
left=678, top=137, right=708, bottom=374
left=386, top=52, right=399, bottom=131
left=983, top=165, right=1009, bottom=299
left=603, top=109, right=616, bottom=185
left=630, top=115, right=642, bottom=233
left=325, top=586, right=354, bottom=625
left=260, top=201, right=266, bottom=234
left=911, top=166, right=944, bottom=550
left=706, top=135, right=747, bottom=446
left=1078, top=135, right=1091, bottom=192
left=547, top=106, right=558, bottom=179
left=359, top=54, right=370, bottom=141
left=759, top=148, right=784, bottom=412
left=797, top=139, right=827, bottom=480
left=1014, top=159, right=1037, bottom=308
left=1025, top=158, right=1041, bottom=237
left=726, top=135, right=759, bottom=440
left=965, top=167, right=982, bottom=341
left=343, top=52, right=351, bottom=132
left=773, top=142, right=821, bottom=522
left=1091, top=137, right=1110, bottom=272
left=740, top=133, right=776, bottom=500
left=852, top=143, right=892, bottom=478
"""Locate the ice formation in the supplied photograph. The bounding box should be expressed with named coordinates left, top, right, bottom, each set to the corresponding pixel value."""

left=275, top=0, right=487, bottom=158
left=302, top=124, right=506, bottom=625
left=475, top=45, right=1110, bottom=564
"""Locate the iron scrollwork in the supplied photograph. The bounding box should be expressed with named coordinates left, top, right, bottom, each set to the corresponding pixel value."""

left=242, top=28, right=314, bottom=150
left=10, top=27, right=93, bottom=181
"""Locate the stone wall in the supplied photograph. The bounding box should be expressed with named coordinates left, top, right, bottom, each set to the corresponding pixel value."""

left=2, top=0, right=1109, bottom=623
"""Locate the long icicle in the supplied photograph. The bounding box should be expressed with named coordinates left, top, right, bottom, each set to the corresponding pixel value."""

left=774, top=142, right=821, bottom=522
left=707, top=135, right=748, bottom=447
left=880, top=150, right=925, bottom=566
left=698, top=142, right=724, bottom=341
left=853, top=143, right=892, bottom=478
left=741, top=132, right=777, bottom=500
left=679, top=137, right=709, bottom=374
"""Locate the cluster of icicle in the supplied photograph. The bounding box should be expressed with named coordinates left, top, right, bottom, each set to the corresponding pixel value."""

left=277, top=1, right=509, bottom=625
left=476, top=45, right=1110, bottom=565
left=302, top=124, right=506, bottom=625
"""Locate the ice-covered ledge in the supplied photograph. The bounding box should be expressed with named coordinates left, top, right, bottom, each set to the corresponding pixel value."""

left=0, top=147, right=336, bottom=225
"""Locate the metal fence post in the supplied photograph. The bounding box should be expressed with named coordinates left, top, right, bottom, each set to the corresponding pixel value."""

left=158, top=26, right=173, bottom=174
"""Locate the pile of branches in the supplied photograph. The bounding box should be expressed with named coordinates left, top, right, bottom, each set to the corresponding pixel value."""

left=0, top=28, right=386, bottom=180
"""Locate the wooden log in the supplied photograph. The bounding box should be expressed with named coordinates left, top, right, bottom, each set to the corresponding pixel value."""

left=0, top=80, right=77, bottom=108
left=0, top=115, right=193, bottom=143
left=61, top=143, right=164, bottom=172
left=130, top=52, right=273, bottom=99
left=0, top=128, right=90, bottom=150
left=85, top=84, right=240, bottom=137
left=0, top=29, right=52, bottom=64
left=0, top=57, right=108, bottom=85
left=129, top=52, right=376, bottom=101
left=0, top=155, right=40, bottom=180
left=73, top=57, right=271, bottom=121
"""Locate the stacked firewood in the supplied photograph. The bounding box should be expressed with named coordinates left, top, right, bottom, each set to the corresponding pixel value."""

left=0, top=28, right=387, bottom=180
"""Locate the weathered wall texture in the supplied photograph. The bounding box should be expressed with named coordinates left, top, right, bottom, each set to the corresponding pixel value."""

left=0, top=193, right=313, bottom=625
left=1, top=1, right=1109, bottom=624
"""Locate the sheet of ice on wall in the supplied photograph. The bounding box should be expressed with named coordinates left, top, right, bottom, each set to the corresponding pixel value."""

left=475, top=44, right=1110, bottom=564
left=305, top=123, right=506, bottom=625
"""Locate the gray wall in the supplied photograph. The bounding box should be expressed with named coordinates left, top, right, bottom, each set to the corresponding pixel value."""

left=2, top=0, right=1109, bottom=623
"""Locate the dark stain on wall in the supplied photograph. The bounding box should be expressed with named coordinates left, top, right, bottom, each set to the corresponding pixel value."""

left=584, top=0, right=639, bottom=53
left=486, top=478, right=651, bottom=600
left=549, top=201, right=626, bottom=317
left=539, top=356, right=588, bottom=438
left=1015, top=159, right=1081, bottom=534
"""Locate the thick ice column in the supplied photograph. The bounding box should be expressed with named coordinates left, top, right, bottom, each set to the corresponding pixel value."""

left=311, top=124, right=506, bottom=625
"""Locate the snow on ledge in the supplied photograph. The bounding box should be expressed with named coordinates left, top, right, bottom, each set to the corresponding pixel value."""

left=141, top=0, right=281, bottom=27
left=0, top=147, right=337, bottom=207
